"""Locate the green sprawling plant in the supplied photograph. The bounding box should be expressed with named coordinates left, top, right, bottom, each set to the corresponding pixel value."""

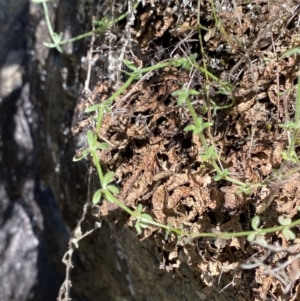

left=75, top=50, right=300, bottom=242
left=33, top=0, right=300, bottom=255
left=32, top=0, right=300, bottom=298
left=31, top=0, right=138, bottom=52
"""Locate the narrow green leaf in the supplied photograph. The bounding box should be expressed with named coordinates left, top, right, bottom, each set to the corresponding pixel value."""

left=247, top=233, right=256, bottom=242
left=172, top=89, right=187, bottom=105
left=165, top=224, right=172, bottom=241
left=92, top=189, right=102, bottom=205
left=123, top=59, right=137, bottom=71
left=103, top=171, right=115, bottom=187
left=95, top=142, right=110, bottom=150
left=31, top=0, right=52, bottom=3
left=188, top=89, right=199, bottom=96
left=245, top=188, right=252, bottom=195
left=85, top=104, right=100, bottom=113
left=103, top=190, right=116, bottom=203
left=140, top=213, right=154, bottom=228
left=135, top=222, right=142, bottom=234
left=87, top=131, right=96, bottom=148
left=73, top=150, right=89, bottom=162
left=282, top=228, right=296, bottom=240
left=214, top=175, right=224, bottom=182
left=171, top=90, right=182, bottom=97
left=281, top=151, right=298, bottom=164
left=251, top=216, right=260, bottom=230
left=136, top=204, right=143, bottom=215
left=184, top=124, right=196, bottom=132
left=43, top=42, right=56, bottom=48
left=201, top=121, right=213, bottom=131
left=281, top=47, right=300, bottom=58
left=279, top=121, right=297, bottom=130
left=101, top=99, right=113, bottom=109
left=214, top=174, right=221, bottom=181
left=52, top=32, right=62, bottom=42
left=201, top=145, right=218, bottom=162
left=219, top=82, right=233, bottom=95
left=278, top=216, right=291, bottom=226
left=107, top=185, right=119, bottom=194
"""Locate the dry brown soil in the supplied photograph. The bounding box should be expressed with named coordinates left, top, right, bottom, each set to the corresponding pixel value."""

left=74, top=1, right=300, bottom=300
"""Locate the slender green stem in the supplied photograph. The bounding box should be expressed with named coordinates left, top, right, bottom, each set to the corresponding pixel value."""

left=105, top=193, right=134, bottom=215
left=37, top=1, right=140, bottom=50
left=59, top=31, right=94, bottom=44
left=144, top=215, right=300, bottom=239
left=209, top=0, right=235, bottom=50
left=186, top=96, right=199, bottom=122
left=91, top=150, right=104, bottom=185
left=104, top=188, right=300, bottom=239
left=106, top=77, right=134, bottom=106
left=42, top=1, right=54, bottom=38
left=87, top=77, right=134, bottom=113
